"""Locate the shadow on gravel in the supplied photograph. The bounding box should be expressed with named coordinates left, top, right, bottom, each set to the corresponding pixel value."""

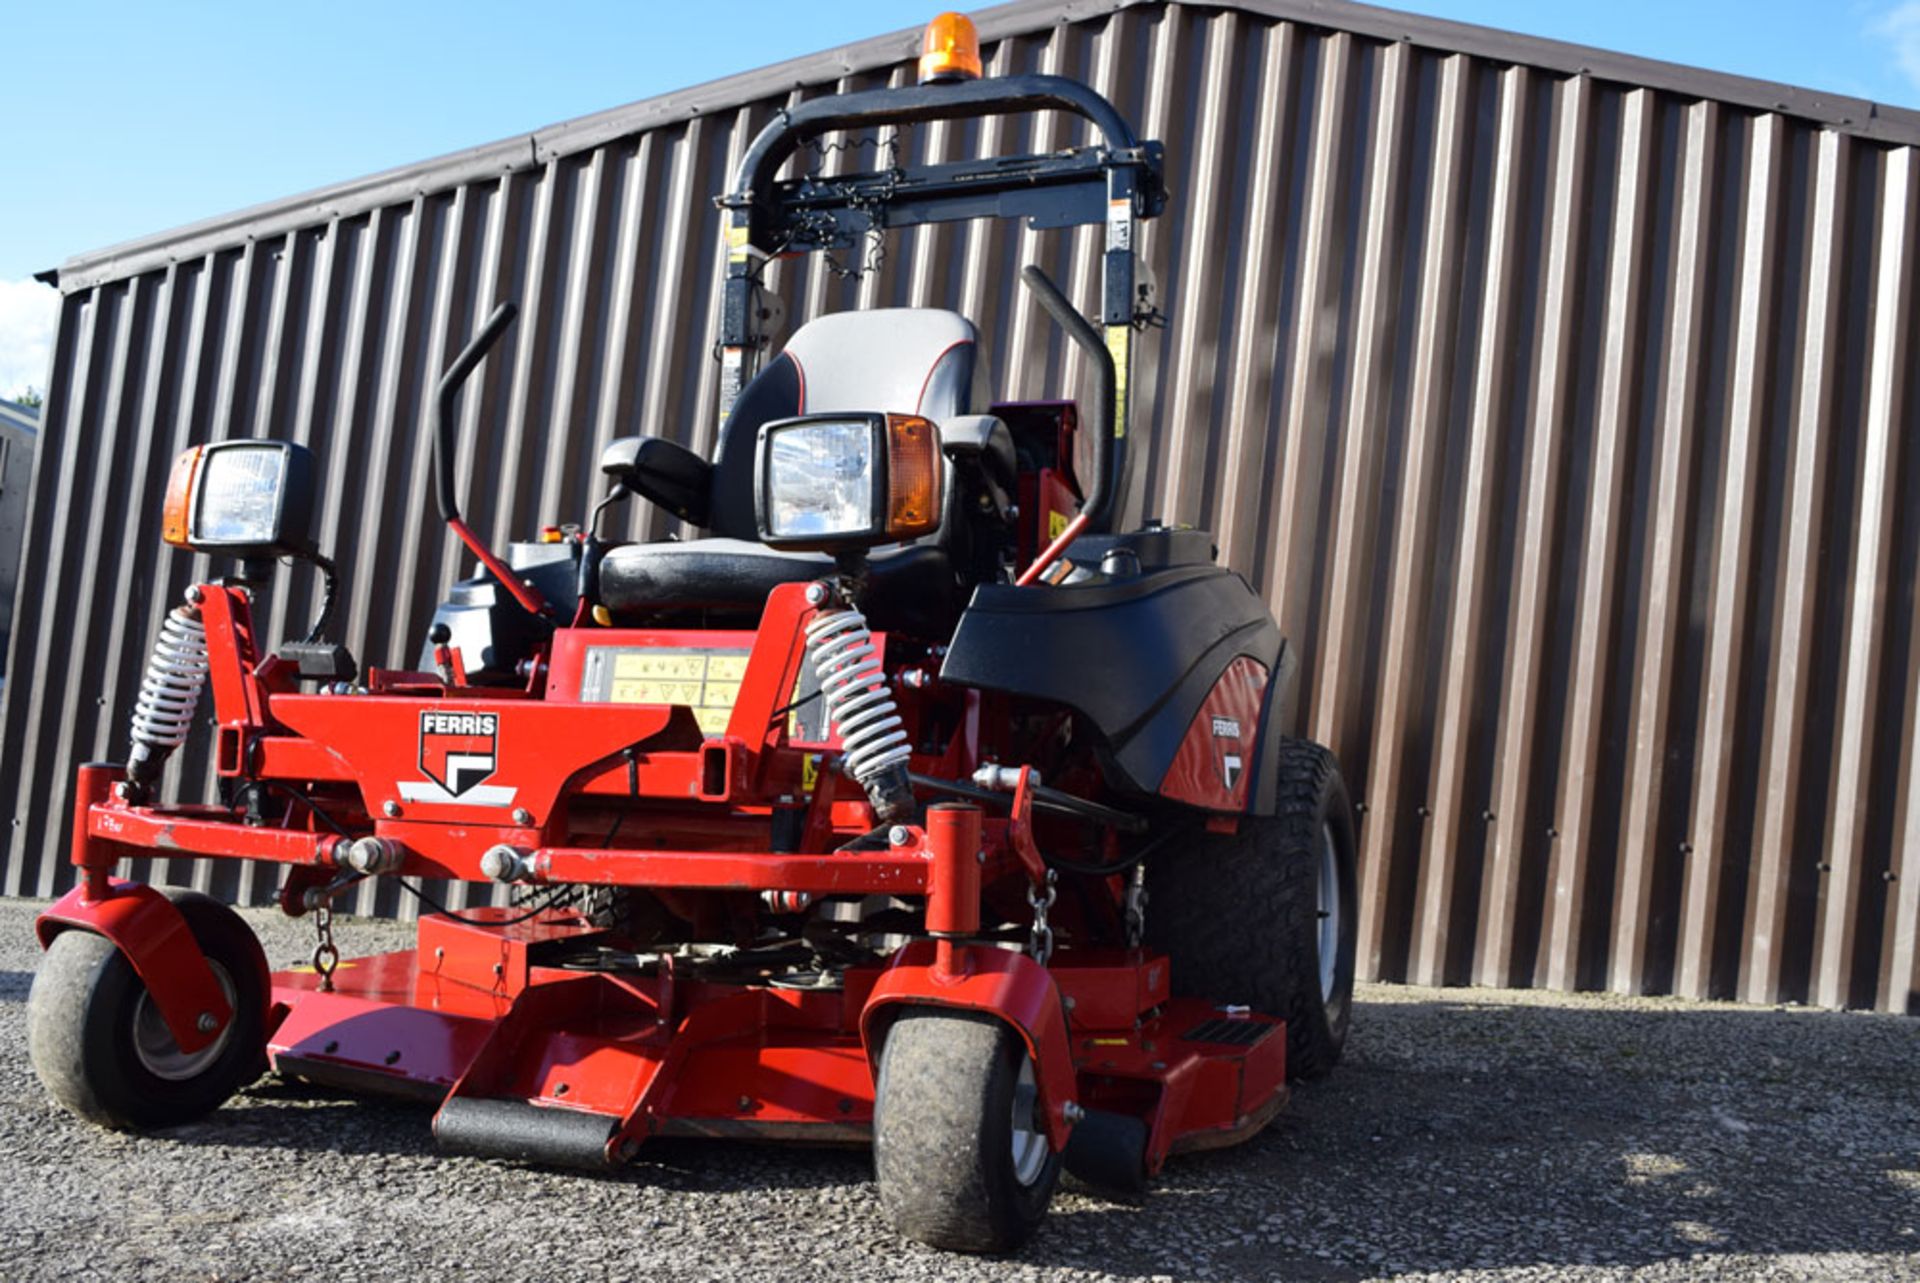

left=0, top=970, right=32, bottom=1003
left=112, top=992, right=1920, bottom=1279
left=1007, top=997, right=1920, bottom=1280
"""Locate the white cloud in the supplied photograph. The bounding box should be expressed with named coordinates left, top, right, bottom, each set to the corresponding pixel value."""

left=1875, top=2, right=1920, bottom=94
left=0, top=277, right=59, bottom=402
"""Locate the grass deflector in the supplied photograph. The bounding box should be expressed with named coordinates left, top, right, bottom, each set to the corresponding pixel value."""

left=29, top=12, right=1359, bottom=1254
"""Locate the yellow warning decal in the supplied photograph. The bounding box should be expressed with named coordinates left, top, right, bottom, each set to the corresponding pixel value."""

left=801, top=754, right=820, bottom=792
left=603, top=646, right=752, bottom=735
left=1105, top=324, right=1131, bottom=439
left=1049, top=510, right=1069, bottom=539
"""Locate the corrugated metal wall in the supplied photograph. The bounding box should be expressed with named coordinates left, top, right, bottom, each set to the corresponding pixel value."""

left=4, top=0, right=1917, bottom=1012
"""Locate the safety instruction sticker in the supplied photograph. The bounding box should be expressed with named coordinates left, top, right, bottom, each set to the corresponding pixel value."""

left=584, top=647, right=751, bottom=735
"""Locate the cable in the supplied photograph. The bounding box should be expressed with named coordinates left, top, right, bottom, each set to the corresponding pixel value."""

left=396, top=876, right=577, bottom=927
left=297, top=552, right=339, bottom=644
left=233, top=778, right=350, bottom=837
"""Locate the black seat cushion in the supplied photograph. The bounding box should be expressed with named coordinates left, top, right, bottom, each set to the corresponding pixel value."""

left=599, top=539, right=960, bottom=637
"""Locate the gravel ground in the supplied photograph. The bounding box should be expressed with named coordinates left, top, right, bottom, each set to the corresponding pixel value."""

left=1, top=897, right=1915, bottom=1283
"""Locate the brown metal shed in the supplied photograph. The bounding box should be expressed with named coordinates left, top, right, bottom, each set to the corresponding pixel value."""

left=4, top=0, right=1917, bottom=1011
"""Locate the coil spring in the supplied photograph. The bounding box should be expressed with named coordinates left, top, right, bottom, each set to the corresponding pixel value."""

left=130, top=606, right=209, bottom=751
left=804, top=606, right=911, bottom=789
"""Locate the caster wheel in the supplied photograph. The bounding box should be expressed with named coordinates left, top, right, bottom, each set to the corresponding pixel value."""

left=28, top=889, right=269, bottom=1131
left=873, top=1010, right=1062, bottom=1253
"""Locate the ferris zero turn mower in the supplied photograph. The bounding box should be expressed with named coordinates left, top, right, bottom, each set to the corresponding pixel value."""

left=26, top=12, right=1357, bottom=1253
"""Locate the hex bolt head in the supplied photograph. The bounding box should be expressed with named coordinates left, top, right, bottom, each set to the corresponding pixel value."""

left=512, top=807, right=534, bottom=827
left=195, top=1012, right=219, bottom=1034
left=804, top=582, right=830, bottom=606
left=888, top=825, right=911, bottom=847
left=1062, top=1101, right=1086, bottom=1124
left=184, top=585, right=204, bottom=605
left=383, top=800, right=402, bottom=819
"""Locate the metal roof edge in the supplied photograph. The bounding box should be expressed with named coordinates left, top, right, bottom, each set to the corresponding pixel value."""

left=0, top=400, right=39, bottom=437
left=1243, top=0, right=1920, bottom=143
left=44, top=0, right=1920, bottom=294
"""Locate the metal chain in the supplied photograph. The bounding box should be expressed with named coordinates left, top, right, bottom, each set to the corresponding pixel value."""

left=1027, top=870, right=1058, bottom=965
left=311, top=901, right=339, bottom=993
left=1124, top=863, right=1149, bottom=949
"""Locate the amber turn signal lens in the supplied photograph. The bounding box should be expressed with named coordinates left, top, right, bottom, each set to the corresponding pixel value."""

left=885, top=415, right=942, bottom=539
left=919, top=11, right=982, bottom=84
left=160, top=446, right=204, bottom=548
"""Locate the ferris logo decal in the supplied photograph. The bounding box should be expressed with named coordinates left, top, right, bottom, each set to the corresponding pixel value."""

left=420, top=710, right=498, bottom=796
left=1211, top=716, right=1242, bottom=740
left=408, top=710, right=509, bottom=804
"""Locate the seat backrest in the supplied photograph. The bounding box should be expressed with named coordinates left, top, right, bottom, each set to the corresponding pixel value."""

left=707, top=308, right=988, bottom=538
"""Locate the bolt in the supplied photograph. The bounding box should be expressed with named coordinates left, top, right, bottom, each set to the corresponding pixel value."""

left=184, top=585, right=204, bottom=605
left=113, top=782, right=130, bottom=800
left=1063, top=1101, right=1085, bottom=1124
left=195, top=1012, right=218, bottom=1034
left=804, top=582, right=830, bottom=606
left=512, top=807, right=534, bottom=826
left=1063, top=996, right=1076, bottom=1011
left=554, top=1083, right=570, bottom=1097
left=383, top=800, right=402, bottom=819
left=888, top=825, right=911, bottom=847
left=1547, top=827, right=1560, bottom=840
left=324, top=1040, right=339, bottom=1054
left=1482, top=809, right=1497, bottom=822
left=977, top=848, right=988, bottom=865
left=434, top=947, right=445, bottom=961
left=738, top=1095, right=754, bottom=1111
left=384, top=1050, right=401, bottom=1065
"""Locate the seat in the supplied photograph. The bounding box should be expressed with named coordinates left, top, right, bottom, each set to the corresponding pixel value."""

left=600, top=308, right=991, bottom=630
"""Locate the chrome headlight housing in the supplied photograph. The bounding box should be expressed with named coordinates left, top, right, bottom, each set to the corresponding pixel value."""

left=754, top=413, right=942, bottom=552
left=163, top=440, right=317, bottom=558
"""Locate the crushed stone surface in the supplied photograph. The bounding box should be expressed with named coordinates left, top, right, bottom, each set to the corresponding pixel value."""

left=1, top=898, right=1915, bottom=1282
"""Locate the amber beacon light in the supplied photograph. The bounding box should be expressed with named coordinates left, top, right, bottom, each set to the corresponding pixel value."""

left=919, top=12, right=982, bottom=83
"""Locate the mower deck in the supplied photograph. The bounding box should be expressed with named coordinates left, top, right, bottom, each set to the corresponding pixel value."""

left=263, top=908, right=1287, bottom=1169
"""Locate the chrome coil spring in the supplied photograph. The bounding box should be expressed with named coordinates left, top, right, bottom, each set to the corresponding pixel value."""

left=804, top=606, right=911, bottom=789
left=130, top=606, right=209, bottom=751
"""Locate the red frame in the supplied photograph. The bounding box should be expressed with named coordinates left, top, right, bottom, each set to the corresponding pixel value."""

left=40, top=569, right=1288, bottom=1173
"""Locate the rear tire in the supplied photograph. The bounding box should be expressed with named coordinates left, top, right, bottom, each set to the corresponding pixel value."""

left=873, top=1010, right=1062, bottom=1253
left=1145, top=738, right=1357, bottom=1080
left=28, top=889, right=269, bottom=1130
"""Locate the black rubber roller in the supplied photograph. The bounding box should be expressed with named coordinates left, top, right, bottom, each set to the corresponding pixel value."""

left=1061, top=1108, right=1150, bottom=1194
left=434, top=1097, right=621, bottom=1169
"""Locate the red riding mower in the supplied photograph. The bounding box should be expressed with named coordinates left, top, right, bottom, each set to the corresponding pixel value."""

left=27, top=13, right=1357, bottom=1253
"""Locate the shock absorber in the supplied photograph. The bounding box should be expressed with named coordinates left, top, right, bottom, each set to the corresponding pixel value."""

left=124, top=601, right=210, bottom=799
left=804, top=596, right=915, bottom=822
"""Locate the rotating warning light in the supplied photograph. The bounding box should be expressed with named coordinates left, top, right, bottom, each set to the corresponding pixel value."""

left=919, top=12, right=982, bottom=84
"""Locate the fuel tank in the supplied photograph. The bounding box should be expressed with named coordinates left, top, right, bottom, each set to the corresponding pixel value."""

left=939, top=527, right=1298, bottom=811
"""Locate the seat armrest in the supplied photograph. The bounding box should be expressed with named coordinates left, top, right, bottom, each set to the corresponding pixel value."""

left=939, top=414, right=1017, bottom=487
left=600, top=435, right=713, bottom=526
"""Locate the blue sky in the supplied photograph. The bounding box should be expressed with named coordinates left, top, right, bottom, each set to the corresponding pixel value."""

left=4, top=0, right=1919, bottom=399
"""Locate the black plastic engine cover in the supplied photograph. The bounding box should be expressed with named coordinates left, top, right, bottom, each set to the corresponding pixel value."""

left=939, top=559, right=1286, bottom=803
left=420, top=540, right=578, bottom=683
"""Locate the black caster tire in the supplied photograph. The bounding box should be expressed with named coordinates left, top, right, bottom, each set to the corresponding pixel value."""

left=873, top=1010, right=1063, bottom=1253
left=1146, top=737, right=1359, bottom=1080
left=28, top=889, right=269, bottom=1131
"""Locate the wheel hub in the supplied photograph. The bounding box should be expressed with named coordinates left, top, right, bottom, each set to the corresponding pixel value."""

left=132, top=959, right=237, bottom=1082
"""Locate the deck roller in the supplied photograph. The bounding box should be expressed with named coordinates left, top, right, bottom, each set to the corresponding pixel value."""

left=433, top=1098, right=622, bottom=1169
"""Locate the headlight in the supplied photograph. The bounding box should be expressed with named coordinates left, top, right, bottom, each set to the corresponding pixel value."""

left=162, top=440, right=317, bottom=558
left=754, top=413, right=943, bottom=551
